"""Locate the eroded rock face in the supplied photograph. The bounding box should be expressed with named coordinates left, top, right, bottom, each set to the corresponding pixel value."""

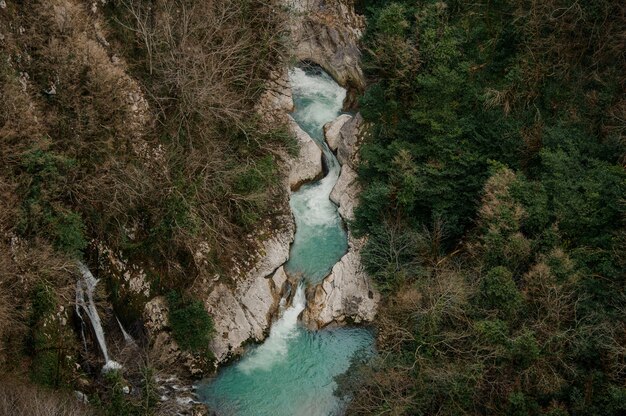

left=337, top=112, right=364, bottom=169
left=143, top=297, right=207, bottom=377
left=256, top=68, right=294, bottom=122
left=302, top=239, right=379, bottom=329
left=206, top=230, right=294, bottom=363
left=288, top=117, right=323, bottom=190
left=323, top=114, right=352, bottom=152
left=330, top=164, right=359, bottom=221
left=303, top=112, right=380, bottom=328
left=287, top=0, right=365, bottom=109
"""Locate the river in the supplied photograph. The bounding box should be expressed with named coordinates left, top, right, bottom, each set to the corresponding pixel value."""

left=198, top=66, right=373, bottom=416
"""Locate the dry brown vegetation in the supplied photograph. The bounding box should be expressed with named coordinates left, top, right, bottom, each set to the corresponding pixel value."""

left=0, top=0, right=294, bottom=410
left=0, top=379, right=90, bottom=416
left=1, top=0, right=292, bottom=287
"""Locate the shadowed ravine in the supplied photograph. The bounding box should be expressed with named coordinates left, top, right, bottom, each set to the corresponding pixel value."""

left=198, top=66, right=374, bottom=416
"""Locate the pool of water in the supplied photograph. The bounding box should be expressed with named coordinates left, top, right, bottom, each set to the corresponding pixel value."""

left=198, top=66, right=373, bottom=416
left=198, top=286, right=374, bottom=416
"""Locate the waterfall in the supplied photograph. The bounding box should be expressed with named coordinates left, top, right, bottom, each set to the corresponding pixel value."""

left=238, top=282, right=307, bottom=374
left=75, top=262, right=122, bottom=372
left=116, top=316, right=136, bottom=346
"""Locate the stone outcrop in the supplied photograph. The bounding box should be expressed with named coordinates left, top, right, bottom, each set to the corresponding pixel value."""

left=205, top=224, right=294, bottom=363
left=336, top=113, right=364, bottom=168
left=256, top=67, right=323, bottom=192
left=330, top=164, right=359, bottom=221
left=323, top=114, right=352, bottom=152
left=302, top=238, right=379, bottom=329
left=142, top=297, right=207, bottom=377
left=287, top=0, right=365, bottom=109
left=288, top=118, right=323, bottom=190
left=256, top=68, right=294, bottom=123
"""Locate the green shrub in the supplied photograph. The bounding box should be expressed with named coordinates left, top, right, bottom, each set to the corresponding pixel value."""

left=47, top=210, right=87, bottom=257
left=508, top=330, right=541, bottom=370
left=18, top=149, right=86, bottom=257
left=167, top=292, right=215, bottom=354
left=28, top=282, right=74, bottom=388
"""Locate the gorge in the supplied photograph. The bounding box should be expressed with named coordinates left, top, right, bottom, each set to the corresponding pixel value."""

left=199, top=65, right=375, bottom=416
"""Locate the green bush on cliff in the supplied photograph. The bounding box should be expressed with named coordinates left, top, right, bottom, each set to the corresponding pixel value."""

left=167, top=291, right=215, bottom=354
left=28, top=282, right=75, bottom=388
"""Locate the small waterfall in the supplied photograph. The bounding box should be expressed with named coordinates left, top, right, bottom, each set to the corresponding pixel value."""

left=75, top=262, right=122, bottom=372
left=238, top=282, right=306, bottom=373
left=116, top=316, right=136, bottom=346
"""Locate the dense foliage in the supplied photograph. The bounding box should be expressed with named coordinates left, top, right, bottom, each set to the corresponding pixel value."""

left=345, top=0, right=625, bottom=414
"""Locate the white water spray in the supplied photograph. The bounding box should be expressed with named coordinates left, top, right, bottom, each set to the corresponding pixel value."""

left=75, top=262, right=121, bottom=372
left=238, top=283, right=307, bottom=374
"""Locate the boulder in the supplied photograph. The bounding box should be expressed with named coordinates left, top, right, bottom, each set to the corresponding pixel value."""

left=303, top=240, right=379, bottom=329
left=324, top=114, right=352, bottom=152
left=330, top=164, right=359, bottom=221
left=288, top=117, right=323, bottom=190
left=337, top=112, right=363, bottom=169
left=144, top=297, right=169, bottom=335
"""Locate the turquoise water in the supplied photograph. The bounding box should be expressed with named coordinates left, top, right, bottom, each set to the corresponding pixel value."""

left=198, top=67, right=373, bottom=416
left=199, top=285, right=374, bottom=416
left=285, top=67, right=348, bottom=283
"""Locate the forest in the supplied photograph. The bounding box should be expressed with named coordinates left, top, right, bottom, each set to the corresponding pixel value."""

left=343, top=0, right=625, bottom=415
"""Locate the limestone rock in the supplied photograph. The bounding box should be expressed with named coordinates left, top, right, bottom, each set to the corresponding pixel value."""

left=288, top=117, right=323, bottom=190
left=337, top=112, right=363, bottom=169
left=271, top=266, right=288, bottom=293
left=324, top=114, right=352, bottom=152
left=144, top=297, right=169, bottom=335
left=205, top=284, right=255, bottom=361
left=287, top=0, right=365, bottom=109
left=242, top=221, right=294, bottom=282
left=256, top=68, right=294, bottom=122
left=305, top=110, right=380, bottom=328
left=205, top=227, right=294, bottom=363
left=330, top=164, right=359, bottom=221
left=303, top=241, right=379, bottom=329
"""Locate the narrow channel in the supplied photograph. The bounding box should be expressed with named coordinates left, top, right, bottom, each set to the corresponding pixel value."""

left=198, top=66, right=374, bottom=415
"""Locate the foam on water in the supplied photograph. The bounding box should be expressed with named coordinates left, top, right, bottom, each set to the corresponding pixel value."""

left=288, top=67, right=346, bottom=135
left=238, top=283, right=306, bottom=373
left=199, top=323, right=373, bottom=416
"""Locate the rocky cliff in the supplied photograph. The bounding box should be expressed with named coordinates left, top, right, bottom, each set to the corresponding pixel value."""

left=286, top=0, right=365, bottom=109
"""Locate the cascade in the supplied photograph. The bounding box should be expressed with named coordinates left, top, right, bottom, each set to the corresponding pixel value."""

left=238, top=283, right=306, bottom=374
left=284, top=66, right=348, bottom=283
left=75, top=262, right=122, bottom=372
